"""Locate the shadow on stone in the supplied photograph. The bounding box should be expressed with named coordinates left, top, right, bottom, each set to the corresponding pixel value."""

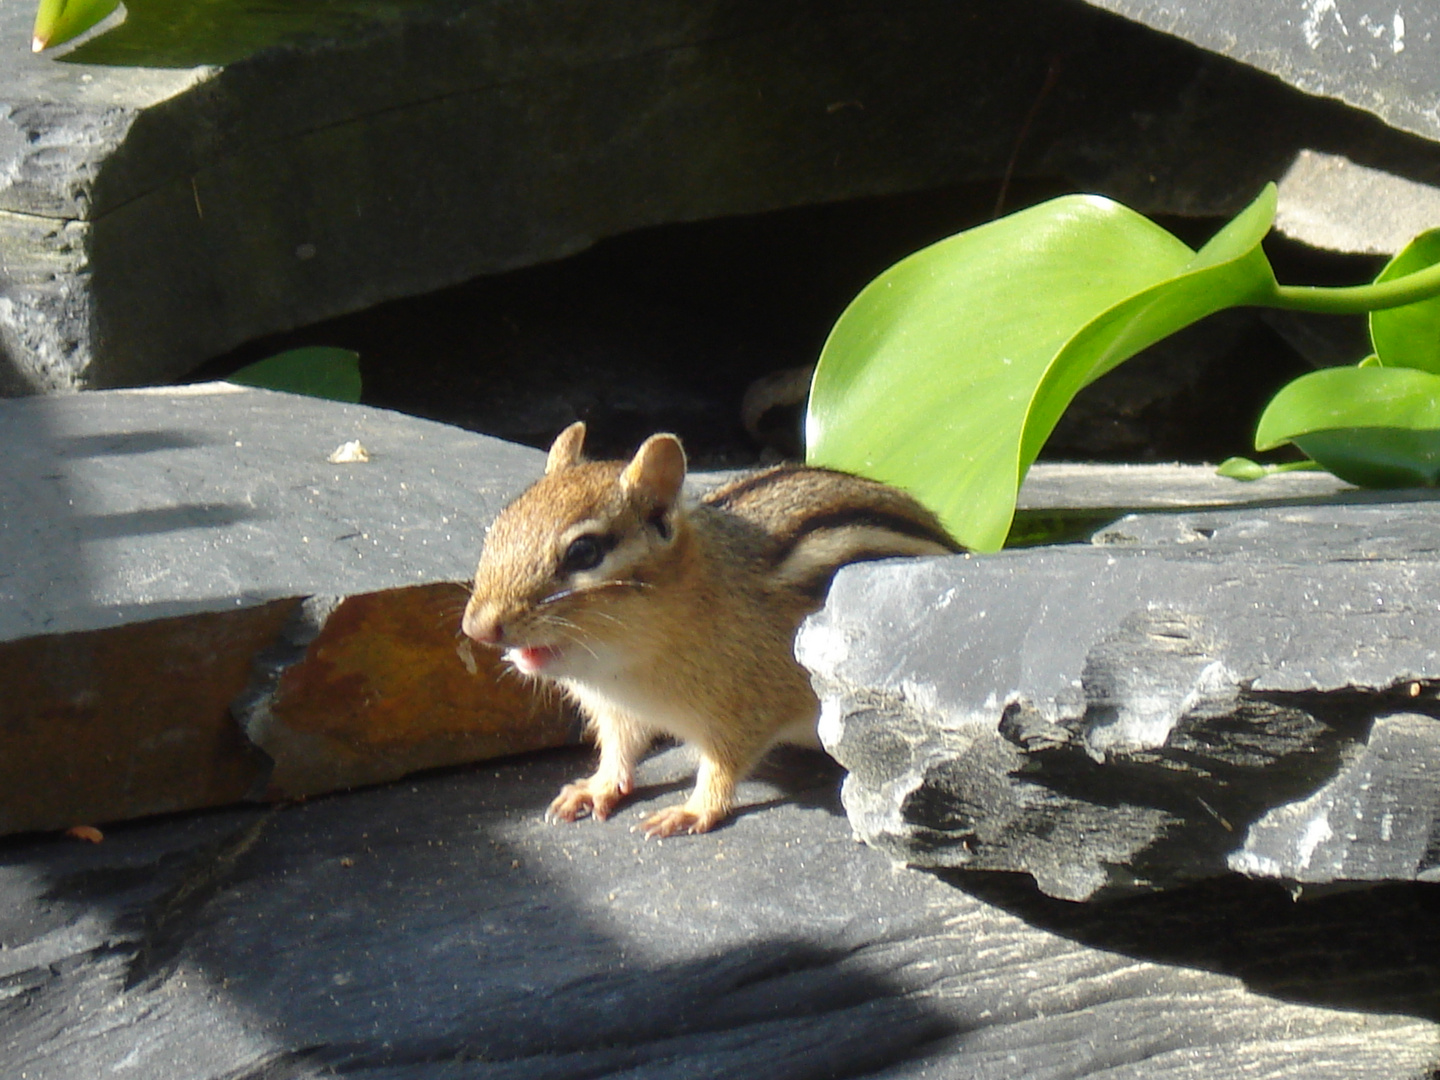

left=76, top=502, right=266, bottom=541
left=945, top=870, right=1440, bottom=1021
left=2, top=749, right=956, bottom=1079
left=50, top=430, right=216, bottom=457
left=743, top=747, right=848, bottom=820
left=999, top=687, right=1431, bottom=889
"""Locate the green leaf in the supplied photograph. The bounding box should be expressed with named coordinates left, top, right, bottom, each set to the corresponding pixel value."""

left=1020, top=186, right=1278, bottom=469
left=1254, top=364, right=1440, bottom=487
left=226, top=347, right=362, bottom=403
left=807, top=186, right=1280, bottom=551
left=1292, top=429, right=1440, bottom=487
left=31, top=0, right=119, bottom=51
left=1216, top=457, right=1269, bottom=481
left=1369, top=229, right=1440, bottom=373
left=1215, top=456, right=1321, bottom=481
left=54, top=0, right=435, bottom=68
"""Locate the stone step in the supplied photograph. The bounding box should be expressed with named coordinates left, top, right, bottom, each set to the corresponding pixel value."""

left=0, top=384, right=575, bottom=835
left=4, top=744, right=1434, bottom=1078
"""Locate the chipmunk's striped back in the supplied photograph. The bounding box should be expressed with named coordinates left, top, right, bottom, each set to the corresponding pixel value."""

left=464, top=422, right=962, bottom=838
left=703, top=464, right=962, bottom=600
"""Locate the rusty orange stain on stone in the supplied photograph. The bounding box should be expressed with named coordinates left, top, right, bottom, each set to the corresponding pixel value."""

left=261, top=582, right=577, bottom=797
left=0, top=600, right=296, bottom=836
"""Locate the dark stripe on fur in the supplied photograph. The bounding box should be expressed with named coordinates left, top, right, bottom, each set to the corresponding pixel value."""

left=773, top=509, right=961, bottom=560
left=703, top=464, right=812, bottom=510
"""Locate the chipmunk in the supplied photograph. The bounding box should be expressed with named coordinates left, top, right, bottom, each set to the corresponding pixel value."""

left=461, top=422, right=960, bottom=837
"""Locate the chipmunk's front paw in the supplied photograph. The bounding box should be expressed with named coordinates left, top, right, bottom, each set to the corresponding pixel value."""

left=546, top=779, right=626, bottom=823
left=638, top=803, right=724, bottom=838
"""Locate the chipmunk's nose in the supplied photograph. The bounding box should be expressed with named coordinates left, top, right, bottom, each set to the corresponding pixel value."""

left=461, top=601, right=503, bottom=646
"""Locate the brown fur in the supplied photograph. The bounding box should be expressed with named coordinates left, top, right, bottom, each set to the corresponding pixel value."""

left=462, top=422, right=958, bottom=837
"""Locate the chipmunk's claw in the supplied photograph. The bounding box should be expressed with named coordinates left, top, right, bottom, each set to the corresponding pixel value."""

left=637, top=804, right=722, bottom=839
left=546, top=779, right=625, bottom=824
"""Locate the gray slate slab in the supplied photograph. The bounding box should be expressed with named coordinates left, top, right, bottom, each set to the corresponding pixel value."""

left=1076, top=2, right=1440, bottom=253
left=1, top=405, right=1438, bottom=1071
left=1081, top=0, right=1440, bottom=144
left=2, top=746, right=1436, bottom=1078
left=1274, top=149, right=1440, bottom=255
left=0, top=382, right=539, bottom=640
left=7, top=0, right=1440, bottom=392
left=800, top=484, right=1440, bottom=901
left=0, top=383, right=1352, bottom=644
left=0, top=384, right=577, bottom=834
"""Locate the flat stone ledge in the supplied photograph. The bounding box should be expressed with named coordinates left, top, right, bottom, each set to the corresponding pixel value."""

left=800, top=467, right=1440, bottom=901
left=1015, top=459, right=1353, bottom=510
left=0, top=382, right=537, bottom=639
left=0, top=384, right=574, bottom=834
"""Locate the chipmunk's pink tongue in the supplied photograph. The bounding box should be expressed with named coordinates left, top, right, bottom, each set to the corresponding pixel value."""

left=508, top=645, right=559, bottom=675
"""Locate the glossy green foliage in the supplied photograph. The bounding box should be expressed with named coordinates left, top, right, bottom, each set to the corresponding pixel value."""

left=226, top=347, right=362, bottom=403
left=808, top=187, right=1280, bottom=552
left=1370, top=231, right=1440, bottom=372
left=1214, top=457, right=1319, bottom=481
left=34, top=0, right=430, bottom=66
left=1251, top=230, right=1440, bottom=487
left=31, top=0, right=118, bottom=51
left=809, top=184, right=1440, bottom=547
left=1255, top=366, right=1440, bottom=486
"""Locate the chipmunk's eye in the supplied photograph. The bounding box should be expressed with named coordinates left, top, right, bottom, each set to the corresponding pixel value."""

left=561, top=533, right=610, bottom=574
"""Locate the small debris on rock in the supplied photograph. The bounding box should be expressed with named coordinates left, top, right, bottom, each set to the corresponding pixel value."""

left=327, top=440, right=370, bottom=463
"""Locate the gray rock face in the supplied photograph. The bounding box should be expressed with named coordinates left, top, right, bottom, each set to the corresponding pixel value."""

left=1075, top=0, right=1440, bottom=253
left=1, top=745, right=1436, bottom=1079
left=1080, top=0, right=1440, bottom=145
left=0, top=385, right=576, bottom=835
left=0, top=382, right=534, bottom=638
left=799, top=482, right=1440, bottom=901
left=6, top=0, right=1440, bottom=392
left=1274, top=150, right=1440, bottom=256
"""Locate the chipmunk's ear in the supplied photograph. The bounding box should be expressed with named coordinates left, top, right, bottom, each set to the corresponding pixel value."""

left=545, top=422, right=587, bottom=474
left=621, top=433, right=687, bottom=511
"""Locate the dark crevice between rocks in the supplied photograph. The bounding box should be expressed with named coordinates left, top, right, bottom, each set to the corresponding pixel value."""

left=192, top=180, right=1380, bottom=470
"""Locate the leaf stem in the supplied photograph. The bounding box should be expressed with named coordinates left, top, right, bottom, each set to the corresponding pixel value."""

left=1270, top=258, right=1440, bottom=314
